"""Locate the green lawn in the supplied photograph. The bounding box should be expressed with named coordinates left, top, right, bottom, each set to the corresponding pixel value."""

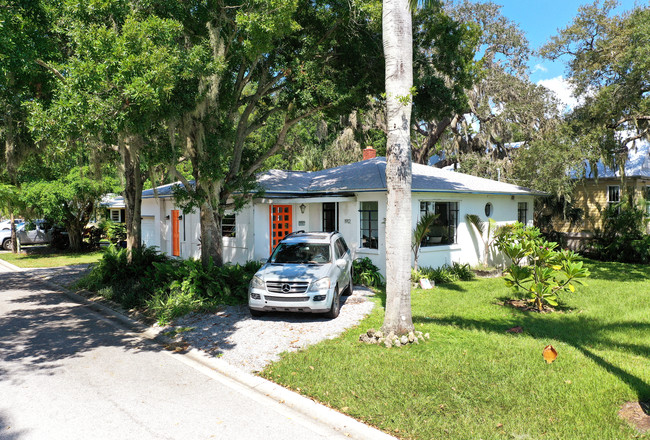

left=0, top=247, right=104, bottom=268
left=261, top=259, right=650, bottom=440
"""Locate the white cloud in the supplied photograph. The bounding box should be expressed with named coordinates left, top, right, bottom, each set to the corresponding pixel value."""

left=537, top=76, right=581, bottom=112
left=532, top=64, right=548, bottom=73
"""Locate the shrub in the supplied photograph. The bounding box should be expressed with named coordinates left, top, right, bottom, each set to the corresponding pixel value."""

left=495, top=223, right=589, bottom=311
left=352, top=257, right=385, bottom=288
left=589, top=202, right=649, bottom=263
left=104, top=221, right=127, bottom=244
left=416, top=262, right=475, bottom=285
left=77, top=246, right=262, bottom=324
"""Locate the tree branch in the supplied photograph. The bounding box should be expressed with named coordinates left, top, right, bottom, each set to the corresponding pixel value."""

left=242, top=105, right=329, bottom=180
left=35, top=59, right=65, bottom=81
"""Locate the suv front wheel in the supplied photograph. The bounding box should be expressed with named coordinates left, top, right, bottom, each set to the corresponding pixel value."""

left=324, top=284, right=341, bottom=319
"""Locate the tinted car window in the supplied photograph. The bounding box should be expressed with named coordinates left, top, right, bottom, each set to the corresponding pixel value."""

left=270, top=243, right=331, bottom=264
left=339, top=236, right=349, bottom=253
left=334, top=239, right=345, bottom=260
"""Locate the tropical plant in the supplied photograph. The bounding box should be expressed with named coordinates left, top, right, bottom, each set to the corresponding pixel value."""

left=412, top=212, right=439, bottom=270
left=78, top=245, right=262, bottom=323
left=353, top=257, right=385, bottom=288
left=465, top=214, right=499, bottom=267
left=495, top=223, right=590, bottom=311
left=104, top=222, right=127, bottom=245
left=415, top=262, right=475, bottom=285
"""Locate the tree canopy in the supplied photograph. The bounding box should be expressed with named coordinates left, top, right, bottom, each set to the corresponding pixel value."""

left=541, top=1, right=650, bottom=177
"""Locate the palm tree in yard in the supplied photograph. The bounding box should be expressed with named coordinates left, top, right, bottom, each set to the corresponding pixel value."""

left=381, top=0, right=415, bottom=336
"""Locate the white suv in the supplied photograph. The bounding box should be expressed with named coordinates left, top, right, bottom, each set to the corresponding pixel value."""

left=248, top=231, right=353, bottom=318
left=0, top=220, right=51, bottom=250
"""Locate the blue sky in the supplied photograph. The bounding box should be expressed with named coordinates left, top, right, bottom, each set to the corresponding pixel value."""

left=490, top=0, right=641, bottom=106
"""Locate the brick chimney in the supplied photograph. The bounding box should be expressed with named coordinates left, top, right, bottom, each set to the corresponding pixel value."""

left=363, top=146, right=377, bottom=161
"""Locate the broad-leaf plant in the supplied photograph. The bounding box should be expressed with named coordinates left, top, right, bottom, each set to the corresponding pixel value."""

left=495, top=223, right=589, bottom=311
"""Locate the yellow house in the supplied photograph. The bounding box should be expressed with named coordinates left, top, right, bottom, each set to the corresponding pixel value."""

left=555, top=141, right=650, bottom=236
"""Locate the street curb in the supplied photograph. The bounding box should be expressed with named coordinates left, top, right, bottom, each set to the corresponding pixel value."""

left=9, top=264, right=396, bottom=440
left=0, top=257, right=25, bottom=272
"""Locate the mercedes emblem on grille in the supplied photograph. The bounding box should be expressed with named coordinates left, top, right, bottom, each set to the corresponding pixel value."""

left=281, top=283, right=291, bottom=293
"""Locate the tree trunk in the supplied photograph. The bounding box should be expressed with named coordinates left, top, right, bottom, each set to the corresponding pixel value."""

left=381, top=0, right=415, bottom=336
left=199, top=200, right=224, bottom=267
left=10, top=213, right=18, bottom=254
left=119, top=134, right=143, bottom=260
left=67, top=223, right=84, bottom=251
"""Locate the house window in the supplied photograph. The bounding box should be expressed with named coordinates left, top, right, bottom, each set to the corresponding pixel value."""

left=608, top=185, right=620, bottom=214
left=518, top=202, right=528, bottom=225
left=110, top=209, right=121, bottom=222
left=222, top=214, right=236, bottom=237
left=484, top=203, right=492, bottom=217
left=646, top=186, right=650, bottom=215
left=359, top=201, right=379, bottom=249
left=419, top=201, right=459, bottom=246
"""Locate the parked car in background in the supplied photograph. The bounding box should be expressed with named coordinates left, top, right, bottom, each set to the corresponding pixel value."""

left=0, top=220, right=52, bottom=250
left=0, top=219, right=24, bottom=230
left=248, top=231, right=353, bottom=319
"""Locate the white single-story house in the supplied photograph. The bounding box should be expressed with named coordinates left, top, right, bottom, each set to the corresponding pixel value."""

left=105, top=150, right=539, bottom=274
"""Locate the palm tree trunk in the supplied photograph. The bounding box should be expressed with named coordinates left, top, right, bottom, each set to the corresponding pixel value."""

left=381, top=0, right=415, bottom=336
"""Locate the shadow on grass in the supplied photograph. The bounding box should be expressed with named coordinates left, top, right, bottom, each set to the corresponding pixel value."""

left=581, top=258, right=650, bottom=282
left=493, top=295, right=575, bottom=313
left=417, top=313, right=650, bottom=400
left=438, top=282, right=469, bottom=292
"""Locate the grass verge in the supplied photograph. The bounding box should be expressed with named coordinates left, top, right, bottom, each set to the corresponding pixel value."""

left=261, top=259, right=650, bottom=439
left=0, top=247, right=104, bottom=268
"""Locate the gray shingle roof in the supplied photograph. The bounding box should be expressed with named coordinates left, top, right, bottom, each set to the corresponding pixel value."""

left=259, top=157, right=540, bottom=196
left=105, top=157, right=540, bottom=208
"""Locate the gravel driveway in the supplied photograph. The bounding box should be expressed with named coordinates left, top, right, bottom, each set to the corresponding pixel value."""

left=164, top=287, right=377, bottom=373
left=12, top=262, right=377, bottom=374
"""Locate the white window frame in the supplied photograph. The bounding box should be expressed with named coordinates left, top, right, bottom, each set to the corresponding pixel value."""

left=359, top=201, right=379, bottom=250
left=110, top=209, right=121, bottom=222
left=518, top=202, right=528, bottom=225
left=222, top=213, right=236, bottom=238
left=607, top=185, right=621, bottom=214
left=419, top=200, right=459, bottom=247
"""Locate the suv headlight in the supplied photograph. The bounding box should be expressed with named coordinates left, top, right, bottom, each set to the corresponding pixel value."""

left=250, top=276, right=265, bottom=290
left=308, top=277, right=331, bottom=292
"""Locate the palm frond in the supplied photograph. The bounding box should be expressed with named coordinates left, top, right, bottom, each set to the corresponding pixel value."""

left=465, top=214, right=486, bottom=239
left=413, top=212, right=439, bottom=249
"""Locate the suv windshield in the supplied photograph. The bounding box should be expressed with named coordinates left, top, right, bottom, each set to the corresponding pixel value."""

left=270, top=242, right=331, bottom=264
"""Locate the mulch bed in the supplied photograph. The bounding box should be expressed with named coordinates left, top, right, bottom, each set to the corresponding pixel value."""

left=498, top=299, right=556, bottom=313
left=619, top=401, right=650, bottom=433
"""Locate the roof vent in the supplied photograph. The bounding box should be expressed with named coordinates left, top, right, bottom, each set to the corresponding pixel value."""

left=363, top=146, right=377, bottom=161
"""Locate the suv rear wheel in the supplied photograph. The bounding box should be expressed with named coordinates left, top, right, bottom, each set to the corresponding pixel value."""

left=2, top=238, right=12, bottom=251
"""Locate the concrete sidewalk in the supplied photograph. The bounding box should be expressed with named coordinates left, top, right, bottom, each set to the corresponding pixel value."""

left=0, top=257, right=395, bottom=440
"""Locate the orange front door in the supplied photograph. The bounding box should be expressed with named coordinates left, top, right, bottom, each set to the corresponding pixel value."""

left=270, top=205, right=292, bottom=253
left=171, top=210, right=180, bottom=257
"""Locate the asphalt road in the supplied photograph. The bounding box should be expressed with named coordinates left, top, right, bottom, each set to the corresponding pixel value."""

left=0, top=265, right=385, bottom=440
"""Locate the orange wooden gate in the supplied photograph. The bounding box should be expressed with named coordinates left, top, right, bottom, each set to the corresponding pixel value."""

left=171, top=210, right=180, bottom=257
left=269, top=205, right=292, bottom=253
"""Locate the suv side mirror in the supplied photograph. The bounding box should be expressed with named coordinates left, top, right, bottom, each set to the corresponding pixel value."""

left=335, top=258, right=347, bottom=270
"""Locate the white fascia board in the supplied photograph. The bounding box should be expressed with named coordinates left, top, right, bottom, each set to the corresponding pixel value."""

left=256, top=195, right=357, bottom=204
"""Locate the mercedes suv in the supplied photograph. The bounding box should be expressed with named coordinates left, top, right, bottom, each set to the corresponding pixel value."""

left=248, top=231, right=353, bottom=319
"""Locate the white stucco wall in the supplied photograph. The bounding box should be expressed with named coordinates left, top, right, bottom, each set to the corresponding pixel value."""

left=139, top=192, right=535, bottom=275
